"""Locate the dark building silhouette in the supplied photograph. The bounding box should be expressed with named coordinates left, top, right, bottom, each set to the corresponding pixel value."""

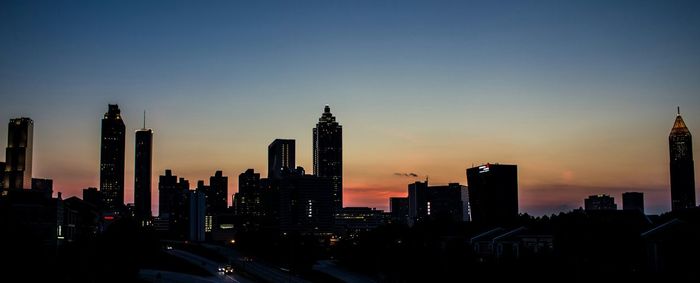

left=3, top=118, right=33, bottom=190
left=466, top=164, right=518, bottom=226
left=335, top=207, right=386, bottom=236
left=584, top=194, right=617, bottom=211
left=390, top=197, right=409, bottom=224
left=622, top=192, right=644, bottom=213
left=134, top=121, right=153, bottom=224
left=100, top=104, right=125, bottom=213
left=187, top=190, right=206, bottom=242
left=0, top=162, right=4, bottom=191
left=234, top=169, right=264, bottom=216
left=313, top=105, right=343, bottom=211
left=669, top=107, right=695, bottom=211
left=407, top=181, right=469, bottom=224
left=82, top=187, right=102, bottom=210
left=268, top=139, right=295, bottom=180
left=279, top=167, right=334, bottom=235
left=208, top=171, right=228, bottom=214
left=158, top=170, right=190, bottom=239
left=31, top=178, right=53, bottom=198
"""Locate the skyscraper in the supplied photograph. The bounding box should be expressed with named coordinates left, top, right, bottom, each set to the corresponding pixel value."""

left=669, top=107, right=695, bottom=211
left=233, top=169, right=263, bottom=216
left=3, top=118, right=33, bottom=191
left=208, top=171, right=228, bottom=214
left=313, top=105, right=343, bottom=211
left=100, top=104, right=125, bottom=213
left=466, top=164, right=518, bottom=226
left=268, top=139, right=295, bottom=180
left=134, top=115, right=153, bottom=224
left=279, top=167, right=334, bottom=235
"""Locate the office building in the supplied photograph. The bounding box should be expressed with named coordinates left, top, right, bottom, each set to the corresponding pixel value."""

left=134, top=120, right=153, bottom=224
left=100, top=105, right=125, bottom=213
left=279, top=167, right=334, bottom=234
left=268, top=139, right=295, bottom=180
left=390, top=197, right=409, bottom=224
left=466, top=164, right=518, bottom=225
left=669, top=107, right=695, bottom=211
left=4, top=118, right=33, bottom=190
left=407, top=181, right=469, bottom=224
left=313, top=105, right=343, bottom=211
left=622, top=192, right=644, bottom=213
left=584, top=194, right=617, bottom=211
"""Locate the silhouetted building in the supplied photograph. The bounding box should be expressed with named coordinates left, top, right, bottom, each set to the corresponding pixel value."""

left=268, top=139, right=295, bottom=180
left=31, top=178, right=53, bottom=198
left=313, top=105, right=343, bottom=211
left=408, top=181, right=469, bottom=224
left=390, top=197, right=409, bottom=224
left=584, top=194, right=617, bottom=211
left=82, top=187, right=102, bottom=210
left=279, top=167, right=334, bottom=235
left=3, top=118, right=33, bottom=191
left=100, top=104, right=125, bottom=213
left=0, top=162, right=4, bottom=191
left=622, top=192, right=644, bottom=213
left=466, top=164, right=518, bottom=226
left=187, top=190, right=206, bottom=242
left=134, top=124, right=153, bottom=225
left=158, top=170, right=189, bottom=239
left=335, top=207, right=385, bottom=236
left=234, top=169, right=264, bottom=216
left=208, top=171, right=228, bottom=214
left=669, top=108, right=695, bottom=211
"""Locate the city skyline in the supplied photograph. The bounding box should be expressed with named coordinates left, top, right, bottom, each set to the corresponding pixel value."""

left=2, top=1, right=700, bottom=215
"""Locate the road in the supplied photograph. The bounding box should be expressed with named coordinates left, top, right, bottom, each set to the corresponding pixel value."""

left=164, top=249, right=255, bottom=283
left=313, top=260, right=378, bottom=283
left=202, top=244, right=311, bottom=283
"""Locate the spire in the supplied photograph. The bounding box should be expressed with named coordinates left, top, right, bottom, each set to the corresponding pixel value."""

left=324, top=104, right=330, bottom=113
left=143, top=110, right=146, bottom=129
left=671, top=108, right=691, bottom=136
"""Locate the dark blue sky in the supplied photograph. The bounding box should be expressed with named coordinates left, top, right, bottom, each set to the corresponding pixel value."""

left=1, top=0, right=699, bottom=215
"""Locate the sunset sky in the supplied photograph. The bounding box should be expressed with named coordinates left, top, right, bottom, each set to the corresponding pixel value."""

left=1, top=0, right=699, bottom=215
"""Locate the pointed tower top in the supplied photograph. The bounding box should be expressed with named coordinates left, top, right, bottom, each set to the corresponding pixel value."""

left=671, top=108, right=691, bottom=136
left=324, top=104, right=330, bottom=113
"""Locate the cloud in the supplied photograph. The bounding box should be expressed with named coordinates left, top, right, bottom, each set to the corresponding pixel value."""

left=393, top=172, right=419, bottom=177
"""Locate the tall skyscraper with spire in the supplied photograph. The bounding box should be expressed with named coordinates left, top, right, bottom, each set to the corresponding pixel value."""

left=3, top=118, right=33, bottom=191
left=313, top=105, right=343, bottom=211
left=134, top=111, right=153, bottom=224
left=100, top=104, right=126, bottom=213
left=669, top=107, right=695, bottom=211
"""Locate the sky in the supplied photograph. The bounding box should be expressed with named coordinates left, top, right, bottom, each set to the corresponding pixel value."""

left=1, top=0, right=699, bottom=216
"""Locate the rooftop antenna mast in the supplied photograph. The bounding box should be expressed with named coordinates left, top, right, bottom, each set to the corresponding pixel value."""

left=143, top=110, right=146, bottom=129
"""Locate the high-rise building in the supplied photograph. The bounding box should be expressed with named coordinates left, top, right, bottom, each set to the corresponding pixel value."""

left=134, top=118, right=153, bottom=224
left=584, top=194, right=617, bottom=211
left=466, top=164, right=518, bottom=226
left=187, top=190, right=206, bottom=242
left=279, top=167, right=334, bottom=234
left=4, top=118, right=33, bottom=191
left=208, top=171, right=228, bottom=214
left=158, top=170, right=190, bottom=239
left=100, top=105, right=125, bottom=213
left=313, top=105, right=343, bottom=211
left=407, top=181, right=469, bottom=224
left=390, top=197, right=409, bottom=224
left=268, top=139, right=295, bottom=180
left=622, top=192, right=644, bottom=213
left=0, top=162, right=5, bottom=191
left=669, top=107, right=695, bottom=211
left=233, top=169, right=264, bottom=216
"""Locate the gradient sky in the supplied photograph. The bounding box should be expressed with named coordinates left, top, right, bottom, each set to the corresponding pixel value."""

left=1, top=0, right=699, bottom=215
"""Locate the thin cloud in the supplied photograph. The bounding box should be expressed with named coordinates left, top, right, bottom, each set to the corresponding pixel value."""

left=393, top=172, right=418, bottom=177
